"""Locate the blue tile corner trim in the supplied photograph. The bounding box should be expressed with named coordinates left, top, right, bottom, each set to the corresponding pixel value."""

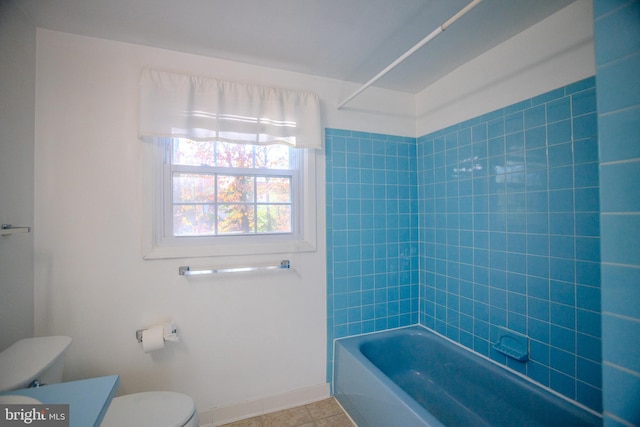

left=595, top=0, right=640, bottom=424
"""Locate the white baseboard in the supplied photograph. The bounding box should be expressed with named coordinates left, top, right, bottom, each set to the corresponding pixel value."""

left=198, top=382, right=331, bottom=426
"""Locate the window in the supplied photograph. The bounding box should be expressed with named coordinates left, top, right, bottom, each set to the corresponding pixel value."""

left=143, top=138, right=316, bottom=259
left=138, top=69, right=320, bottom=258
left=168, top=138, right=298, bottom=237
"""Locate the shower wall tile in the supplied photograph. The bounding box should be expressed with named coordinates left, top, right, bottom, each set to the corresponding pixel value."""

left=601, top=264, right=640, bottom=319
left=599, top=160, right=640, bottom=212
left=325, top=77, right=604, bottom=413
left=325, top=129, right=418, bottom=383
left=595, top=1, right=640, bottom=424
left=596, top=54, right=640, bottom=114
left=417, top=77, right=601, bottom=412
left=598, top=108, right=640, bottom=162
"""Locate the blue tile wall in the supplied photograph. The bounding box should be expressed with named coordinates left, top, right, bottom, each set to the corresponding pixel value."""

left=417, top=77, right=602, bottom=411
left=594, top=0, right=640, bottom=425
left=326, top=79, right=603, bottom=412
left=325, top=129, right=419, bottom=382
left=323, top=56, right=640, bottom=420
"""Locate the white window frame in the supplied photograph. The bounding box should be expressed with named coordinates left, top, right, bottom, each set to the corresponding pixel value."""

left=142, top=139, right=317, bottom=259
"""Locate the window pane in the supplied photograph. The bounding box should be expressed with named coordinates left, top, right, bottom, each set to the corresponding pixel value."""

left=255, top=145, right=291, bottom=169
left=218, top=205, right=255, bottom=234
left=215, top=141, right=254, bottom=168
left=256, top=177, right=291, bottom=203
left=257, top=205, right=291, bottom=233
left=164, top=138, right=299, bottom=240
left=173, top=173, right=215, bottom=202
left=172, top=139, right=215, bottom=166
left=173, top=204, right=216, bottom=236
left=217, top=175, right=254, bottom=203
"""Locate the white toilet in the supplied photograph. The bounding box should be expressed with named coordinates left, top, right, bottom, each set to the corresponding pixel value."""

left=0, top=336, right=199, bottom=427
left=101, top=390, right=199, bottom=427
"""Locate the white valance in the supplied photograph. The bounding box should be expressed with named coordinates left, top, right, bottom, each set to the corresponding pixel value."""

left=138, top=68, right=322, bottom=149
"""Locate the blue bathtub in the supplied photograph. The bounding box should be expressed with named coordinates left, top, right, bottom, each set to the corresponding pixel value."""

left=334, top=326, right=601, bottom=427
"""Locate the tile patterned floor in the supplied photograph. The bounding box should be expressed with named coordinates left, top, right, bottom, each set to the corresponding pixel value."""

left=221, top=397, right=355, bottom=427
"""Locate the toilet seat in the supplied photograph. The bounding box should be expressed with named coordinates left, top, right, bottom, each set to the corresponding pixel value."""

left=101, top=391, right=199, bottom=427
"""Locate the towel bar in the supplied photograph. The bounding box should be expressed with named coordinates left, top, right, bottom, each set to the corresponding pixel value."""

left=1, top=224, right=31, bottom=237
left=179, top=260, right=290, bottom=276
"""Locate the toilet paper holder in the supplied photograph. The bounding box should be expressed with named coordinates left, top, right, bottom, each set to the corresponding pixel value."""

left=136, top=323, right=178, bottom=343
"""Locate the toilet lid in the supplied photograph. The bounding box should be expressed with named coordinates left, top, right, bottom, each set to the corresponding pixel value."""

left=101, top=391, right=196, bottom=427
left=0, top=336, right=72, bottom=392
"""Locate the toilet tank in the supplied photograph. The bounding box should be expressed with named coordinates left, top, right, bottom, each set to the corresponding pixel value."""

left=0, top=336, right=72, bottom=392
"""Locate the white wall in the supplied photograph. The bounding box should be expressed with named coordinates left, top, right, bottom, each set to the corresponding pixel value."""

left=31, top=0, right=595, bottom=421
left=0, top=0, right=36, bottom=351
left=416, top=0, right=595, bottom=136
left=33, top=29, right=415, bottom=420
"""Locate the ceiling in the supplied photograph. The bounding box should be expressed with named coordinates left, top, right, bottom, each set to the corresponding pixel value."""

left=16, top=0, right=578, bottom=94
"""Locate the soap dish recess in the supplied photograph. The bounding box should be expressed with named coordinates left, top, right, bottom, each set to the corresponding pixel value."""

left=492, top=328, right=529, bottom=362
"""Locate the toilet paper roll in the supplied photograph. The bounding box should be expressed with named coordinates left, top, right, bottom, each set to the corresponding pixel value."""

left=142, top=325, right=165, bottom=353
